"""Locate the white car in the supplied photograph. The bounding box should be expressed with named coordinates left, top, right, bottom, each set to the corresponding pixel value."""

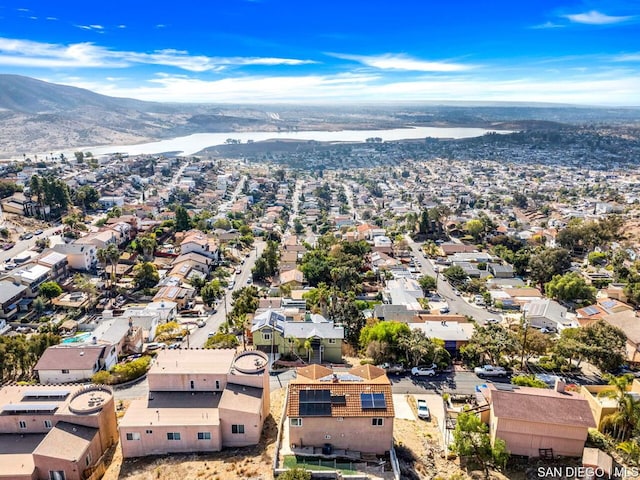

left=485, top=318, right=500, bottom=325
left=411, top=366, right=436, bottom=377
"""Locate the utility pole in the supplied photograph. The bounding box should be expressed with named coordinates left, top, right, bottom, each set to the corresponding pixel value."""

left=520, top=311, right=528, bottom=370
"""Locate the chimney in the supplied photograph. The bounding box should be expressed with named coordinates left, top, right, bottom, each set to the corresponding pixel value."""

left=554, top=377, right=566, bottom=393
left=332, top=374, right=338, bottom=383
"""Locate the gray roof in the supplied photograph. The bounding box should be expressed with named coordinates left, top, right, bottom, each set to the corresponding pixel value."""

left=408, top=321, right=475, bottom=342
left=283, top=321, right=344, bottom=340
left=91, top=318, right=131, bottom=344
left=0, top=281, right=28, bottom=305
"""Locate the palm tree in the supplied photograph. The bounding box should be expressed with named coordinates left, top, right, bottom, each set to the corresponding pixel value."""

left=599, top=374, right=640, bottom=441
left=138, top=235, right=157, bottom=261
left=98, top=244, right=121, bottom=296
left=617, top=440, right=640, bottom=466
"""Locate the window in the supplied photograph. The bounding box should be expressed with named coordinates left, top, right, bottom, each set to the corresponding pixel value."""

left=49, top=471, right=66, bottom=480
left=215, top=380, right=220, bottom=390
left=44, top=420, right=52, bottom=429
left=190, top=380, right=195, bottom=390
left=85, top=453, right=92, bottom=467
left=197, top=432, right=211, bottom=440
left=231, top=424, right=245, bottom=434
left=372, top=418, right=384, bottom=427
left=19, top=420, right=27, bottom=429
left=61, top=369, right=69, bottom=374
left=290, top=418, right=302, bottom=427
left=262, top=332, right=271, bottom=341
left=126, top=432, right=141, bottom=441
left=167, top=432, right=181, bottom=440
left=328, top=338, right=336, bottom=344
left=145, top=429, right=153, bottom=434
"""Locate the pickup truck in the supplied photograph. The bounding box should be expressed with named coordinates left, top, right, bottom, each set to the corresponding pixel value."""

left=417, top=399, right=431, bottom=420
left=474, top=365, right=507, bottom=377
left=378, top=363, right=405, bottom=374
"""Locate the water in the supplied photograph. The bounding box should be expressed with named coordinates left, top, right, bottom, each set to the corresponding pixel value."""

left=61, top=332, right=93, bottom=344
left=77, top=126, right=511, bottom=157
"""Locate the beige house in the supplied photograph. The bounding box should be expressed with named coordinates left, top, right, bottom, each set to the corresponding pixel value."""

left=477, top=381, right=595, bottom=458
left=581, top=380, right=640, bottom=430
left=119, top=349, right=270, bottom=458
left=286, top=364, right=395, bottom=455
left=0, top=384, right=118, bottom=480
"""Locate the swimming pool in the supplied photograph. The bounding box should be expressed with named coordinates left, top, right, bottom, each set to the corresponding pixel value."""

left=61, top=332, right=93, bottom=344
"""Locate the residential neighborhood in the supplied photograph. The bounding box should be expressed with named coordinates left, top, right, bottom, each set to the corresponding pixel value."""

left=2, top=147, right=640, bottom=479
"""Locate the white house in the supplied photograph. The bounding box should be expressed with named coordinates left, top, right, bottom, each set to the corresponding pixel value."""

left=53, top=242, right=98, bottom=271
left=34, top=344, right=117, bottom=384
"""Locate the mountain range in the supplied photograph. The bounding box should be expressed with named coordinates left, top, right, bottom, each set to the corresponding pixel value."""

left=1, top=74, right=639, bottom=159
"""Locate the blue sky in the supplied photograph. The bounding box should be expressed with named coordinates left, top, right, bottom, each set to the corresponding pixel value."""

left=0, top=0, right=639, bottom=105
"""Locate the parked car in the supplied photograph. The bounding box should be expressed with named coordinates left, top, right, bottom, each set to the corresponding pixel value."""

left=378, top=362, right=405, bottom=374
left=34, top=229, right=43, bottom=235
left=411, top=366, right=436, bottom=377
left=485, top=318, right=500, bottom=325
left=2, top=242, right=14, bottom=250
left=439, top=306, right=450, bottom=314
left=196, top=320, right=206, bottom=328
left=208, top=332, right=216, bottom=338
left=146, top=342, right=165, bottom=351
left=417, top=399, right=431, bottom=420
left=474, top=365, right=507, bottom=377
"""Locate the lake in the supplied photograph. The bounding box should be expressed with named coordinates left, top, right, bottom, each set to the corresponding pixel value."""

left=82, top=125, right=512, bottom=157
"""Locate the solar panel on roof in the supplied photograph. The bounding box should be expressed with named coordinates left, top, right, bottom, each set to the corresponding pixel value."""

left=361, top=392, right=386, bottom=409
left=601, top=300, right=616, bottom=309
left=300, top=389, right=331, bottom=403
left=23, top=390, right=69, bottom=399
left=583, top=306, right=599, bottom=315
left=331, top=395, right=346, bottom=405
left=299, top=402, right=332, bottom=416
left=2, top=404, right=59, bottom=413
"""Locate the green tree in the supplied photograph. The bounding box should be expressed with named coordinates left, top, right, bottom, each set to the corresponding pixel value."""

left=599, top=374, right=640, bottom=441
left=511, top=375, right=548, bottom=388
left=328, top=293, right=365, bottom=348
left=133, top=262, right=160, bottom=290
left=39, top=281, right=63, bottom=299
left=545, top=272, right=596, bottom=303
left=528, top=247, right=571, bottom=288
left=175, top=205, right=192, bottom=232
left=452, top=411, right=509, bottom=474
left=201, top=280, right=223, bottom=307
left=418, top=275, right=437, bottom=293
left=443, top=265, right=467, bottom=285
left=460, top=324, right=520, bottom=367
left=465, top=218, right=485, bottom=241
left=137, top=234, right=157, bottom=261
left=578, top=320, right=627, bottom=372
left=205, top=332, right=239, bottom=349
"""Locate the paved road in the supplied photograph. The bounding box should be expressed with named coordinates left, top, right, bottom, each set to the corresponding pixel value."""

left=183, top=240, right=266, bottom=348
left=0, top=224, right=62, bottom=264
left=405, top=236, right=496, bottom=323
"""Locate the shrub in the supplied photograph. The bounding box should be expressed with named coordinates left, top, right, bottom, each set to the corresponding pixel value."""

left=511, top=374, right=548, bottom=389
left=91, top=370, right=112, bottom=385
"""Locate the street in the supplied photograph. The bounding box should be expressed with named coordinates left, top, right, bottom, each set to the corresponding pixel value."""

left=183, top=239, right=266, bottom=348
left=405, top=235, right=497, bottom=323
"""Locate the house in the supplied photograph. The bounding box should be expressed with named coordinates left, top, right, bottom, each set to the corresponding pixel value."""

left=153, top=286, right=195, bottom=310
left=53, top=243, right=98, bottom=271
left=8, top=264, right=51, bottom=297
left=408, top=321, right=475, bottom=358
left=0, top=280, right=28, bottom=320
left=278, top=269, right=305, bottom=288
left=0, top=192, right=42, bottom=217
left=0, top=384, right=118, bottom=480
left=98, top=196, right=125, bottom=208
left=523, top=298, right=572, bottom=330
left=477, top=380, right=595, bottom=458
left=36, top=251, right=69, bottom=282
left=286, top=364, right=395, bottom=455
left=75, top=230, right=117, bottom=250
left=178, top=229, right=219, bottom=261
left=488, top=263, right=514, bottom=278
left=372, top=236, right=393, bottom=254
left=251, top=310, right=344, bottom=363
left=33, top=344, right=117, bottom=384
left=602, top=311, right=640, bottom=365
left=580, top=380, right=640, bottom=430
left=119, top=349, right=270, bottom=458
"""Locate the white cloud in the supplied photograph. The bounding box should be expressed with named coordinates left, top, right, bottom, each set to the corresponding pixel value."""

left=0, top=37, right=316, bottom=71
left=613, top=52, right=640, bottom=62
left=531, top=21, right=564, bottom=29
left=117, top=24, right=126, bottom=29
left=563, top=10, right=634, bottom=25
left=61, top=70, right=640, bottom=106
left=46, top=17, right=58, bottom=21
left=329, top=53, right=474, bottom=72
left=76, top=24, right=104, bottom=32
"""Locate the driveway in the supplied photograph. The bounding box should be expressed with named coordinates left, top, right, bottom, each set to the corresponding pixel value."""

left=392, top=393, right=416, bottom=420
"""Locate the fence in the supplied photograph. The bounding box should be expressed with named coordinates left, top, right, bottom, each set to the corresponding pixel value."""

left=389, top=442, right=401, bottom=480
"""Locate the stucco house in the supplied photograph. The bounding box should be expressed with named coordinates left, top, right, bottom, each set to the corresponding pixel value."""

left=286, top=364, right=395, bottom=456
left=119, top=349, right=270, bottom=458
left=580, top=380, right=640, bottom=430
left=34, top=344, right=118, bottom=384
left=0, top=280, right=28, bottom=320
left=53, top=243, right=98, bottom=271
left=476, top=380, right=595, bottom=458
left=251, top=310, right=344, bottom=363
left=0, top=384, right=118, bottom=480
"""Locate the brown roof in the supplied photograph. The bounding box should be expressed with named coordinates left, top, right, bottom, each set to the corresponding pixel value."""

left=219, top=383, right=263, bottom=414
left=34, top=345, right=105, bottom=371
left=491, top=389, right=595, bottom=428
left=296, top=364, right=333, bottom=380
left=33, top=421, right=97, bottom=461
left=348, top=364, right=386, bottom=380
left=603, top=310, right=640, bottom=345
left=287, top=383, right=394, bottom=418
